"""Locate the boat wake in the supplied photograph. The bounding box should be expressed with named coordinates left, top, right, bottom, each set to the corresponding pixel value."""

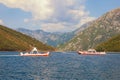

left=0, top=55, right=19, bottom=57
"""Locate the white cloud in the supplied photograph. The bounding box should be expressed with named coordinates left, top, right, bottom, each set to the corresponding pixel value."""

left=0, top=0, right=95, bottom=32
left=40, top=22, right=75, bottom=32
left=80, top=17, right=95, bottom=25
left=39, top=0, right=95, bottom=32
left=0, top=19, right=4, bottom=25
left=75, top=17, right=95, bottom=28
left=0, top=0, right=54, bottom=20
left=68, top=6, right=88, bottom=19
left=40, top=23, right=66, bottom=32
left=24, top=19, right=29, bottom=23
left=65, top=0, right=75, bottom=6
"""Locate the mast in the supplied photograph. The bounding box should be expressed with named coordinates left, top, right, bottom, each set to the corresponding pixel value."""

left=31, top=47, right=38, bottom=54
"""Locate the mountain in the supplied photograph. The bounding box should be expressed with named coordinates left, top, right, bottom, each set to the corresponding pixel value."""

left=59, top=8, right=120, bottom=51
left=17, top=28, right=75, bottom=47
left=95, top=34, right=120, bottom=52
left=0, top=25, right=55, bottom=51
left=17, top=22, right=92, bottom=47
left=73, top=21, right=93, bottom=34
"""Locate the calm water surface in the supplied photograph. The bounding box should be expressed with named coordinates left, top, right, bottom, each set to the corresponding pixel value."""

left=0, top=52, right=120, bottom=80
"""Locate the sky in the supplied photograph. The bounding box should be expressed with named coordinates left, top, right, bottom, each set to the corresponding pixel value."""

left=0, top=0, right=120, bottom=32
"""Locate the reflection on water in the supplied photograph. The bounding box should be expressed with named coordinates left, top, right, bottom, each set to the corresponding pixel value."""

left=0, top=52, right=120, bottom=80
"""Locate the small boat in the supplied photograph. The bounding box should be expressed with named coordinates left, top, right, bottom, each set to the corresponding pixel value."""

left=20, top=47, right=50, bottom=56
left=77, top=49, right=106, bottom=55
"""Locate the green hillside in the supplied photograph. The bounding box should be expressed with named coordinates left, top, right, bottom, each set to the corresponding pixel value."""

left=0, top=25, right=55, bottom=51
left=95, top=34, right=120, bottom=52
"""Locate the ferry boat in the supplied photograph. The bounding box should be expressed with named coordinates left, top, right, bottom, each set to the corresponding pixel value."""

left=20, top=47, right=50, bottom=56
left=78, top=49, right=106, bottom=55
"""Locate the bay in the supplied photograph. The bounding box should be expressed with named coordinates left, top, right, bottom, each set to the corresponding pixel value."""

left=0, top=52, right=120, bottom=80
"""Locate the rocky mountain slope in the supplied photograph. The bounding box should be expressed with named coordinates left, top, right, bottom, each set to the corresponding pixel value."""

left=0, top=25, right=55, bottom=51
left=59, top=8, right=120, bottom=51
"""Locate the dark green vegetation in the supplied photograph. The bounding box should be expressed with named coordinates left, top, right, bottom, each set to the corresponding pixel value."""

left=59, top=8, right=120, bottom=51
left=0, top=25, right=55, bottom=51
left=95, top=34, right=120, bottom=52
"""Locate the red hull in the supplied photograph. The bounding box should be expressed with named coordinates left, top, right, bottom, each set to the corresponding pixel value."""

left=78, top=51, right=106, bottom=55
left=20, top=52, right=49, bottom=56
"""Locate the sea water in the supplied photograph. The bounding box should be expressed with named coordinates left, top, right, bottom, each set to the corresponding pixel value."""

left=0, top=52, right=120, bottom=80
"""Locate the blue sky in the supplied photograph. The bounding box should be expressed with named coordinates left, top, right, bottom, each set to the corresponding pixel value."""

left=0, top=0, right=120, bottom=32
